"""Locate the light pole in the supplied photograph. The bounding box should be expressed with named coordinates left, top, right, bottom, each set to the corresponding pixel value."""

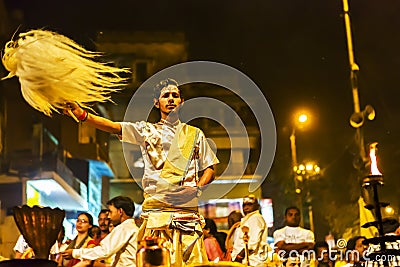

left=293, top=163, right=321, bottom=232
left=289, top=112, right=310, bottom=226
left=290, top=128, right=302, bottom=214
left=342, top=0, right=375, bottom=169
left=342, top=0, right=378, bottom=238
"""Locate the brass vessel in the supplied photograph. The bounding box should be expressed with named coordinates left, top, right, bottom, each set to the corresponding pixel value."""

left=13, top=205, right=65, bottom=259
left=137, top=237, right=170, bottom=267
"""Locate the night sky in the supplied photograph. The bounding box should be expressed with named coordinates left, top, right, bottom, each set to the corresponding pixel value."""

left=3, top=0, right=400, bottom=235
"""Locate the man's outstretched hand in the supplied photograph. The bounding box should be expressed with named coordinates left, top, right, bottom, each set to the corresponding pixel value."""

left=62, top=102, right=85, bottom=121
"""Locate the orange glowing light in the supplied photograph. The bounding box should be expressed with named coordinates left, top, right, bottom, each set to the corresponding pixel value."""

left=369, top=142, right=382, bottom=175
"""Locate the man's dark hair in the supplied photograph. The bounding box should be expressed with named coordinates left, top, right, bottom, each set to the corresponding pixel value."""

left=314, top=241, right=329, bottom=253
left=107, top=196, right=135, bottom=217
left=346, top=236, right=365, bottom=251
left=227, top=210, right=243, bottom=229
left=98, top=209, right=109, bottom=217
left=285, top=206, right=301, bottom=216
left=153, top=78, right=181, bottom=99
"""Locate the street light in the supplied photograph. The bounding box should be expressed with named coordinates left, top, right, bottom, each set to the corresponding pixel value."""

left=289, top=112, right=311, bottom=224
left=298, top=114, right=308, bottom=124
left=294, top=163, right=320, bottom=176
left=294, top=162, right=321, bottom=233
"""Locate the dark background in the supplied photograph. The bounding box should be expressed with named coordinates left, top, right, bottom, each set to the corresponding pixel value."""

left=2, top=0, right=400, bottom=240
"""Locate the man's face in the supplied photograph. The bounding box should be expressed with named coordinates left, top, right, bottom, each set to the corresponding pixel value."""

left=285, top=257, right=301, bottom=267
left=91, top=226, right=101, bottom=238
left=242, top=201, right=258, bottom=215
left=98, top=211, right=110, bottom=233
left=285, top=208, right=301, bottom=227
left=316, top=247, right=329, bottom=263
left=108, top=204, right=122, bottom=227
left=355, top=237, right=366, bottom=255
left=154, top=85, right=183, bottom=118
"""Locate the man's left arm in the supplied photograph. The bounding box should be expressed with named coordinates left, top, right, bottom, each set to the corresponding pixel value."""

left=198, top=165, right=215, bottom=187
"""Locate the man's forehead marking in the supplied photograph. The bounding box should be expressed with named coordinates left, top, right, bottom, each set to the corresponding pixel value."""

left=160, top=85, right=179, bottom=95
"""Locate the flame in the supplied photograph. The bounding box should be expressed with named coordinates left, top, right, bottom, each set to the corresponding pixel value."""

left=369, top=142, right=382, bottom=175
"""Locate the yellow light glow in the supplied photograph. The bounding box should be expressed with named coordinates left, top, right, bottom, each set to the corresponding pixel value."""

left=306, top=164, right=313, bottom=171
left=314, top=166, right=320, bottom=174
left=298, top=114, right=308, bottom=123
left=293, top=110, right=312, bottom=130
left=369, top=142, right=382, bottom=175
left=384, top=206, right=395, bottom=216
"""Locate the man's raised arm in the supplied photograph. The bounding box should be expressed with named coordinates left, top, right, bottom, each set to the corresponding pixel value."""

left=64, top=103, right=122, bottom=135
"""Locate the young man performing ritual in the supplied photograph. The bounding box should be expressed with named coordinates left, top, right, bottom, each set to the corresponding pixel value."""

left=65, top=78, right=219, bottom=267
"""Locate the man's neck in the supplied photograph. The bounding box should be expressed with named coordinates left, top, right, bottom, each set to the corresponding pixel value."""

left=100, top=231, right=109, bottom=238
left=161, top=111, right=179, bottom=123
left=160, top=118, right=180, bottom=127
left=243, top=210, right=259, bottom=217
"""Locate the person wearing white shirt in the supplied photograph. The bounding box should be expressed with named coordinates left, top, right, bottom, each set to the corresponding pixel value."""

left=62, top=196, right=139, bottom=267
left=14, top=228, right=65, bottom=260
left=283, top=256, right=301, bottom=267
left=13, top=235, right=33, bottom=259
left=64, top=78, right=219, bottom=267
left=231, top=195, right=268, bottom=267
left=273, top=206, right=315, bottom=256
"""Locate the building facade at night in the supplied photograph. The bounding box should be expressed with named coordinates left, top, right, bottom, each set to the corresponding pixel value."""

left=0, top=22, right=268, bottom=256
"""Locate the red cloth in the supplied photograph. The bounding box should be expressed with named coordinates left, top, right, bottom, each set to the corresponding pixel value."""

left=88, top=239, right=99, bottom=246
left=204, top=236, right=224, bottom=261
left=67, top=258, right=83, bottom=267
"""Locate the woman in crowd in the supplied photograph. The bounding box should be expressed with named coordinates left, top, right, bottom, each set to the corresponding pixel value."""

left=203, top=218, right=224, bottom=261
left=335, top=236, right=367, bottom=267
left=62, top=212, right=95, bottom=267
